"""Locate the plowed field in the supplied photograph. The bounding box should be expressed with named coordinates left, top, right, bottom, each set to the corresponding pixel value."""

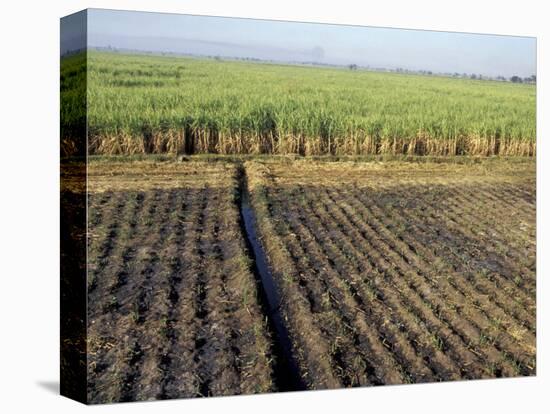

left=84, top=158, right=536, bottom=402
left=246, top=160, right=535, bottom=388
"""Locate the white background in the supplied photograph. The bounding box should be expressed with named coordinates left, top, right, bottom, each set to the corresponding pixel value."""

left=0, top=0, right=546, bottom=412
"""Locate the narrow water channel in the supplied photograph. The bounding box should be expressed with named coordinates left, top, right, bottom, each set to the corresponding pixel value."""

left=237, top=166, right=305, bottom=392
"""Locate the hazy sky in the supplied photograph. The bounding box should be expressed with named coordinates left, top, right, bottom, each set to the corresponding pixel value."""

left=81, top=8, right=536, bottom=77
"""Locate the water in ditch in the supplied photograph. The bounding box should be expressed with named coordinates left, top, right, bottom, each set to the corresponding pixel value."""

left=238, top=167, right=305, bottom=392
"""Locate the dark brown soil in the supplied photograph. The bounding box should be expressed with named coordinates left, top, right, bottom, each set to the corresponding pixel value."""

left=245, top=160, right=536, bottom=387
left=81, top=159, right=536, bottom=402
left=86, top=163, right=274, bottom=404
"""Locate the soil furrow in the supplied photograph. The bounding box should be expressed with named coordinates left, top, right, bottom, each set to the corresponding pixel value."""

left=198, top=188, right=243, bottom=396
left=356, top=188, right=536, bottom=337
left=342, top=187, right=535, bottom=373
left=119, top=189, right=177, bottom=401
left=268, top=186, right=406, bottom=385
left=403, top=188, right=536, bottom=325
left=87, top=190, right=158, bottom=403
left=87, top=192, right=128, bottom=293
left=439, top=184, right=536, bottom=261
left=368, top=184, right=536, bottom=316
left=311, top=186, right=515, bottom=377
left=247, top=165, right=342, bottom=389
left=159, top=188, right=207, bottom=399
left=292, top=186, right=465, bottom=381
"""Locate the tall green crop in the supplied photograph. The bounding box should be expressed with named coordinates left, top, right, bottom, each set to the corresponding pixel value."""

left=67, top=51, right=537, bottom=156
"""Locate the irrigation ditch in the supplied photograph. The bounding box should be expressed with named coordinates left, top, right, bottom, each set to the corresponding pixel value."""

left=236, top=164, right=305, bottom=392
